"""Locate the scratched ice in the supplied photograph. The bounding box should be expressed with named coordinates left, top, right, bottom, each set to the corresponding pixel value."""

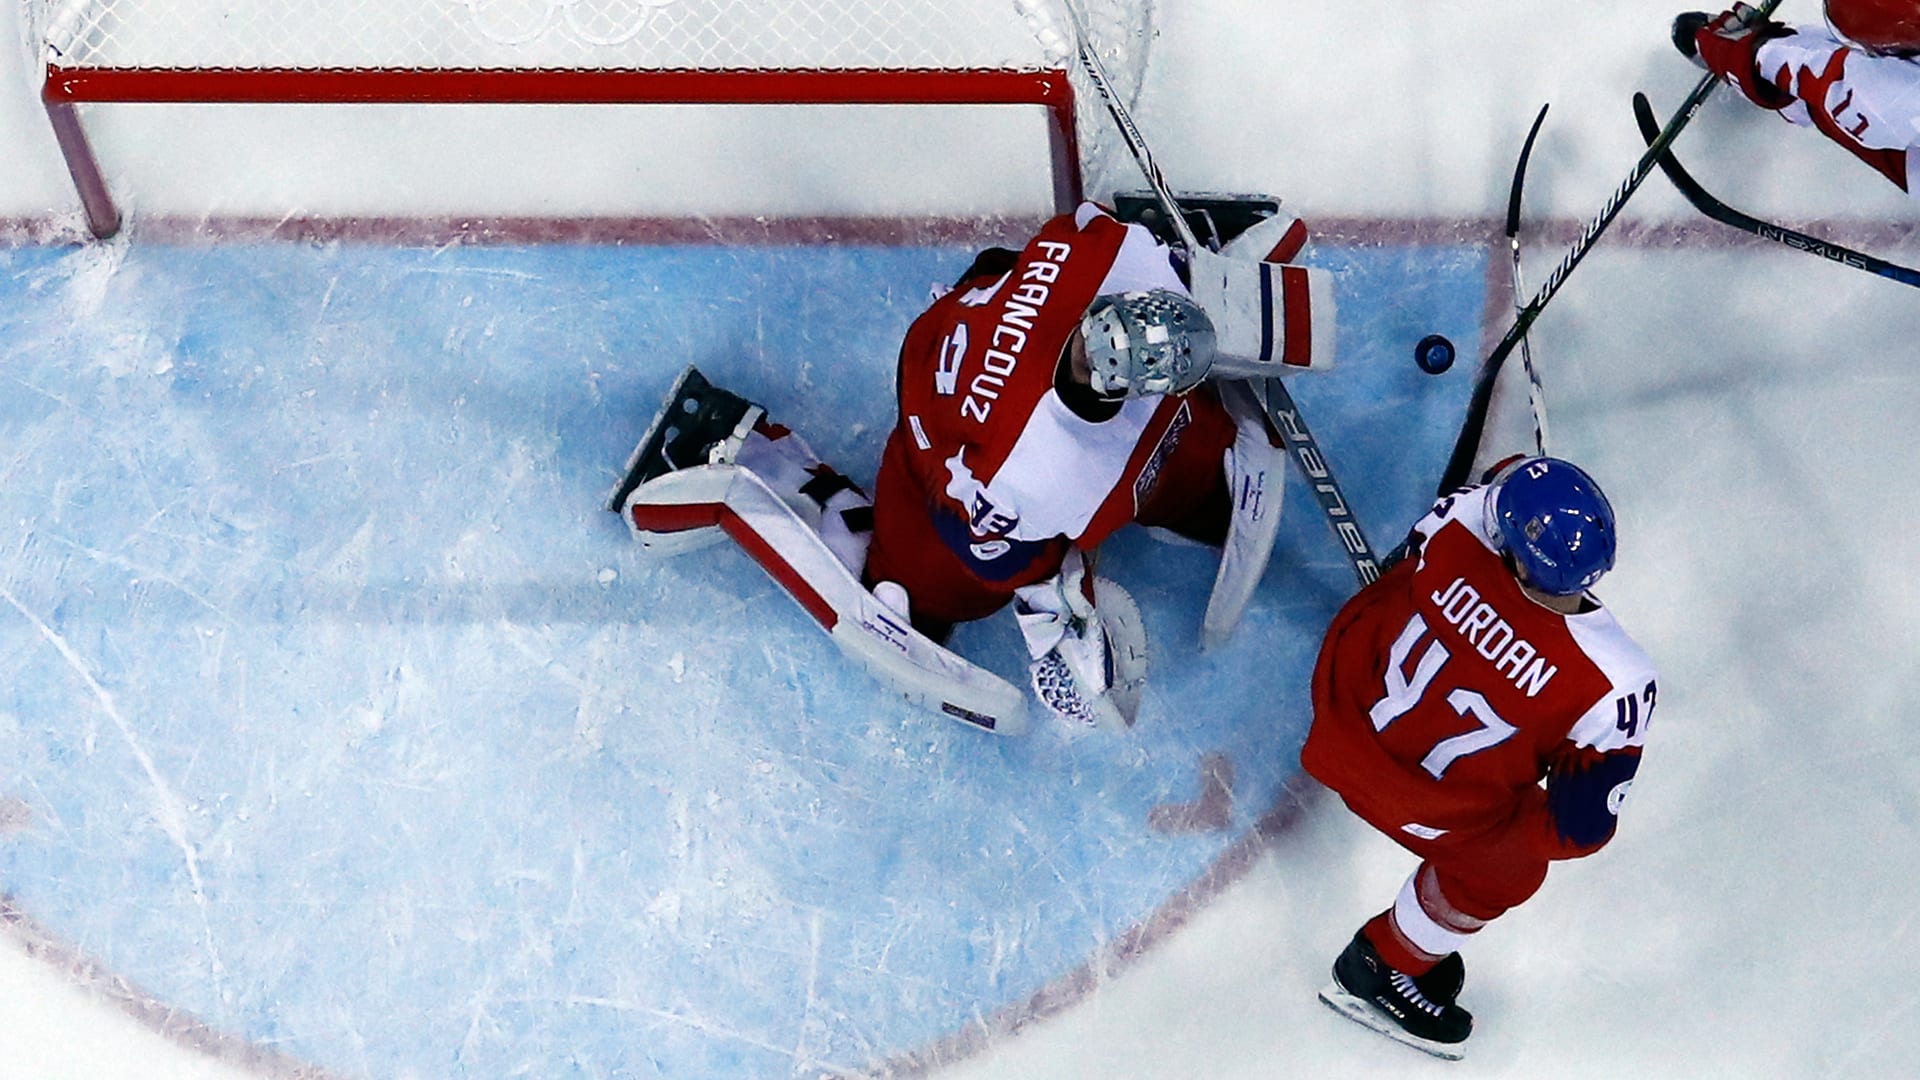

left=0, top=236, right=1478, bottom=1075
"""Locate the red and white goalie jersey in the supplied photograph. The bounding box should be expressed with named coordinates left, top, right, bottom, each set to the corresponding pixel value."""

left=1755, top=23, right=1920, bottom=191
left=1302, top=483, right=1658, bottom=860
left=863, top=203, right=1239, bottom=630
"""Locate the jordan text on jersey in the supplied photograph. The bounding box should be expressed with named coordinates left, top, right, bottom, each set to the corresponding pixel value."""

left=1431, top=576, right=1558, bottom=697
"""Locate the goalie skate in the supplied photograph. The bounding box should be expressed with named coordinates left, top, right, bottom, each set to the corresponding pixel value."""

left=605, top=365, right=764, bottom=514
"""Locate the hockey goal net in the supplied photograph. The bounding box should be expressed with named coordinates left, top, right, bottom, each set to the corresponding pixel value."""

left=32, top=0, right=1158, bottom=238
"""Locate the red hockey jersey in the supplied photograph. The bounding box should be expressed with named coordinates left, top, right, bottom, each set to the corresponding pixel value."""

left=1303, top=484, right=1657, bottom=859
left=1757, top=24, right=1920, bottom=191
left=874, top=203, right=1228, bottom=602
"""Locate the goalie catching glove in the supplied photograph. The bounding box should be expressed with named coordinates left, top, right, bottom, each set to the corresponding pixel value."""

left=1012, top=549, right=1148, bottom=734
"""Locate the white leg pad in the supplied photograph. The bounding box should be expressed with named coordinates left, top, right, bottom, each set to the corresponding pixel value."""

left=622, top=464, right=1028, bottom=735
left=1201, top=381, right=1288, bottom=650
left=619, top=463, right=734, bottom=556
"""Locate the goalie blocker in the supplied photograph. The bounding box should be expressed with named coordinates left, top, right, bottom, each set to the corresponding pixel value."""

left=1114, top=191, right=1337, bottom=380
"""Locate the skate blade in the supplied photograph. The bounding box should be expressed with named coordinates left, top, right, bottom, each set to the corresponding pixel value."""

left=1318, top=984, right=1466, bottom=1061
left=605, top=364, right=703, bottom=512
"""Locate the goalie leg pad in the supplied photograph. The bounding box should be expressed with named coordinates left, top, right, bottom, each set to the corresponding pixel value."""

left=617, top=393, right=873, bottom=571
left=1201, top=380, right=1288, bottom=650
left=623, top=464, right=1027, bottom=735
left=734, top=426, right=873, bottom=575
left=619, top=464, right=735, bottom=557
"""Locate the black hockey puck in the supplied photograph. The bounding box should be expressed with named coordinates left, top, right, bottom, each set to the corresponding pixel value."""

left=1415, top=334, right=1456, bottom=374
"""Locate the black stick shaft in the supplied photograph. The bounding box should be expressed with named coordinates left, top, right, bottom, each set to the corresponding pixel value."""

left=1507, top=102, right=1552, bottom=457
left=1633, top=92, right=1920, bottom=289
left=1437, top=0, right=1785, bottom=495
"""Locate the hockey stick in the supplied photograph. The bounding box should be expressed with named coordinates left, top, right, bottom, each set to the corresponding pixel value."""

left=1631, top=91, right=1920, bottom=288
left=1435, top=0, right=1785, bottom=496
left=1056, top=0, right=1382, bottom=585
left=1055, top=0, right=1198, bottom=251
left=1506, top=103, right=1552, bottom=455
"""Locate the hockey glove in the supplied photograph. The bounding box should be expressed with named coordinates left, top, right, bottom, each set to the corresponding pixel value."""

left=1671, top=11, right=1712, bottom=60
left=1694, top=5, right=1796, bottom=109
left=1013, top=551, right=1144, bottom=734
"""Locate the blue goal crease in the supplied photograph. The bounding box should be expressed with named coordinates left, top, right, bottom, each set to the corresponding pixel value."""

left=0, top=239, right=1483, bottom=1078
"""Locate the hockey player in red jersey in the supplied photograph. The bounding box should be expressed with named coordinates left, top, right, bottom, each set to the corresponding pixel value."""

left=607, top=201, right=1334, bottom=734
left=865, top=205, right=1326, bottom=615
left=1304, top=456, right=1657, bottom=1059
left=1676, top=1, right=1920, bottom=192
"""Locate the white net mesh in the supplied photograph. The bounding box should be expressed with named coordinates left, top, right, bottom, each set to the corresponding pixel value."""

left=35, top=0, right=1150, bottom=79
left=31, top=0, right=1156, bottom=213
left=1028, top=0, right=1159, bottom=205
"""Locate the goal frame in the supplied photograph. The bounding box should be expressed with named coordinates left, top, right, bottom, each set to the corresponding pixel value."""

left=42, top=63, right=1086, bottom=240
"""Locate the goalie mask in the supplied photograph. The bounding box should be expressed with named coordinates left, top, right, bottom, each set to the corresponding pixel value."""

left=1079, top=289, right=1218, bottom=399
left=1827, top=0, right=1920, bottom=55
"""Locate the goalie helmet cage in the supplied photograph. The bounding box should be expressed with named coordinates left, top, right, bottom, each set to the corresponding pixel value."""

left=31, top=0, right=1158, bottom=240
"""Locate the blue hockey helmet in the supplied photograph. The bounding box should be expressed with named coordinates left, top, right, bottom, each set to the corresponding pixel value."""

left=1490, top=457, right=1617, bottom=596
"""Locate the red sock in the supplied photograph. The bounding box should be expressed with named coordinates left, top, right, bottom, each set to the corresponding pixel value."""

left=1361, top=910, right=1440, bottom=977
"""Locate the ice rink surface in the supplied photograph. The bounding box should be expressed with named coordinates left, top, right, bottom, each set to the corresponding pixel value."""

left=0, top=238, right=1477, bottom=1078
left=3, top=2, right=1919, bottom=1078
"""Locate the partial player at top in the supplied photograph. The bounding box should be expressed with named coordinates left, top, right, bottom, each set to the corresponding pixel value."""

left=1675, top=1, right=1920, bottom=193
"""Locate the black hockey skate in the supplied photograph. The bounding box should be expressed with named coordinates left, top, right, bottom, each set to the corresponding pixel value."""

left=606, top=365, right=765, bottom=513
left=1417, top=950, right=1465, bottom=1005
left=1319, top=931, right=1472, bottom=1060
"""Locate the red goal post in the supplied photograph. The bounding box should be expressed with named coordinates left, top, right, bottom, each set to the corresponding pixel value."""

left=33, top=0, right=1157, bottom=239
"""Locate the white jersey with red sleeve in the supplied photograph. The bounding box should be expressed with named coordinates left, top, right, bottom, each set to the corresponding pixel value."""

left=1304, top=484, right=1657, bottom=857
left=1757, top=25, right=1920, bottom=191
left=889, top=202, right=1207, bottom=585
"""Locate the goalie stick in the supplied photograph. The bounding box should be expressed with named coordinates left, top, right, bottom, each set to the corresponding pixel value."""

left=1435, top=0, right=1785, bottom=496
left=1632, top=91, right=1920, bottom=289
left=1051, top=0, right=1382, bottom=586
